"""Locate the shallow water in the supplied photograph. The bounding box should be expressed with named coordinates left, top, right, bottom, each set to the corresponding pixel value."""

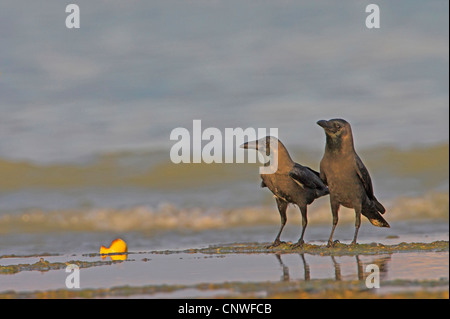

left=0, top=1, right=448, bottom=298
left=0, top=0, right=448, bottom=258
left=0, top=241, right=448, bottom=298
left=0, top=214, right=448, bottom=256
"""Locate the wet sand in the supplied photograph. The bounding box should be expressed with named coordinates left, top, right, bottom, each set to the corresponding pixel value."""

left=1, top=240, right=448, bottom=299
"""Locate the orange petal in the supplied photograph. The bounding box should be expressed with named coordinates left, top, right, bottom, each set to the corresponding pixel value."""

left=100, top=238, right=128, bottom=260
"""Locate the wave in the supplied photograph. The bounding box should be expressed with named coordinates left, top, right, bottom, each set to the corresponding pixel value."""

left=0, top=191, right=447, bottom=234
left=0, top=143, right=448, bottom=191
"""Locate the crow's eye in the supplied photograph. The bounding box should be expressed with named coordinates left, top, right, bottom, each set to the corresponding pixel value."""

left=335, top=124, right=341, bottom=130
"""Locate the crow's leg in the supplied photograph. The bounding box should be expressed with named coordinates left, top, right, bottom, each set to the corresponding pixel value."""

left=327, top=199, right=340, bottom=247
left=293, top=205, right=308, bottom=247
left=268, top=198, right=288, bottom=248
left=351, top=205, right=362, bottom=245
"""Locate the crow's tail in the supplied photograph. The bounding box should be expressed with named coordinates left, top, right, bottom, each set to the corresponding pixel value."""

left=373, top=198, right=386, bottom=214
left=363, top=201, right=390, bottom=228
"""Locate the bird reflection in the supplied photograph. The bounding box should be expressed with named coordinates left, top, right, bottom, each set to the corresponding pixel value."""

left=275, top=253, right=391, bottom=282
left=331, top=256, right=341, bottom=280
left=275, top=253, right=311, bottom=281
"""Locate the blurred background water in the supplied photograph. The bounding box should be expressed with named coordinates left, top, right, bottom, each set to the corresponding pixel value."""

left=0, top=1, right=448, bottom=255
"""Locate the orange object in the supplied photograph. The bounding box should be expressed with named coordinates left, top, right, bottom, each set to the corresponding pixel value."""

left=100, top=238, right=128, bottom=261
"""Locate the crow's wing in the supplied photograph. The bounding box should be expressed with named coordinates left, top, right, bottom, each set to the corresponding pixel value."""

left=355, top=154, right=386, bottom=213
left=289, top=163, right=326, bottom=190
left=354, top=154, right=374, bottom=199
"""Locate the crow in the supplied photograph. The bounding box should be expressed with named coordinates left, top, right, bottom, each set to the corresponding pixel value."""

left=242, top=136, right=329, bottom=247
left=317, top=119, right=389, bottom=247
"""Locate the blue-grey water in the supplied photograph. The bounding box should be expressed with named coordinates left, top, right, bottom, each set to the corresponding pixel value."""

left=0, top=1, right=448, bottom=256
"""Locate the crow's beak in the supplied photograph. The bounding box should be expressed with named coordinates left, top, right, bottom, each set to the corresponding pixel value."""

left=317, top=120, right=337, bottom=133
left=240, top=140, right=258, bottom=150
left=317, top=120, right=330, bottom=129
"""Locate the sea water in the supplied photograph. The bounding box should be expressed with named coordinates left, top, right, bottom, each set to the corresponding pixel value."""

left=0, top=1, right=448, bottom=255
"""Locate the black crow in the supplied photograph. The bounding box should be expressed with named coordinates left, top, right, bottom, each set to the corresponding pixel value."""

left=317, top=119, right=389, bottom=247
left=242, top=136, right=329, bottom=247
